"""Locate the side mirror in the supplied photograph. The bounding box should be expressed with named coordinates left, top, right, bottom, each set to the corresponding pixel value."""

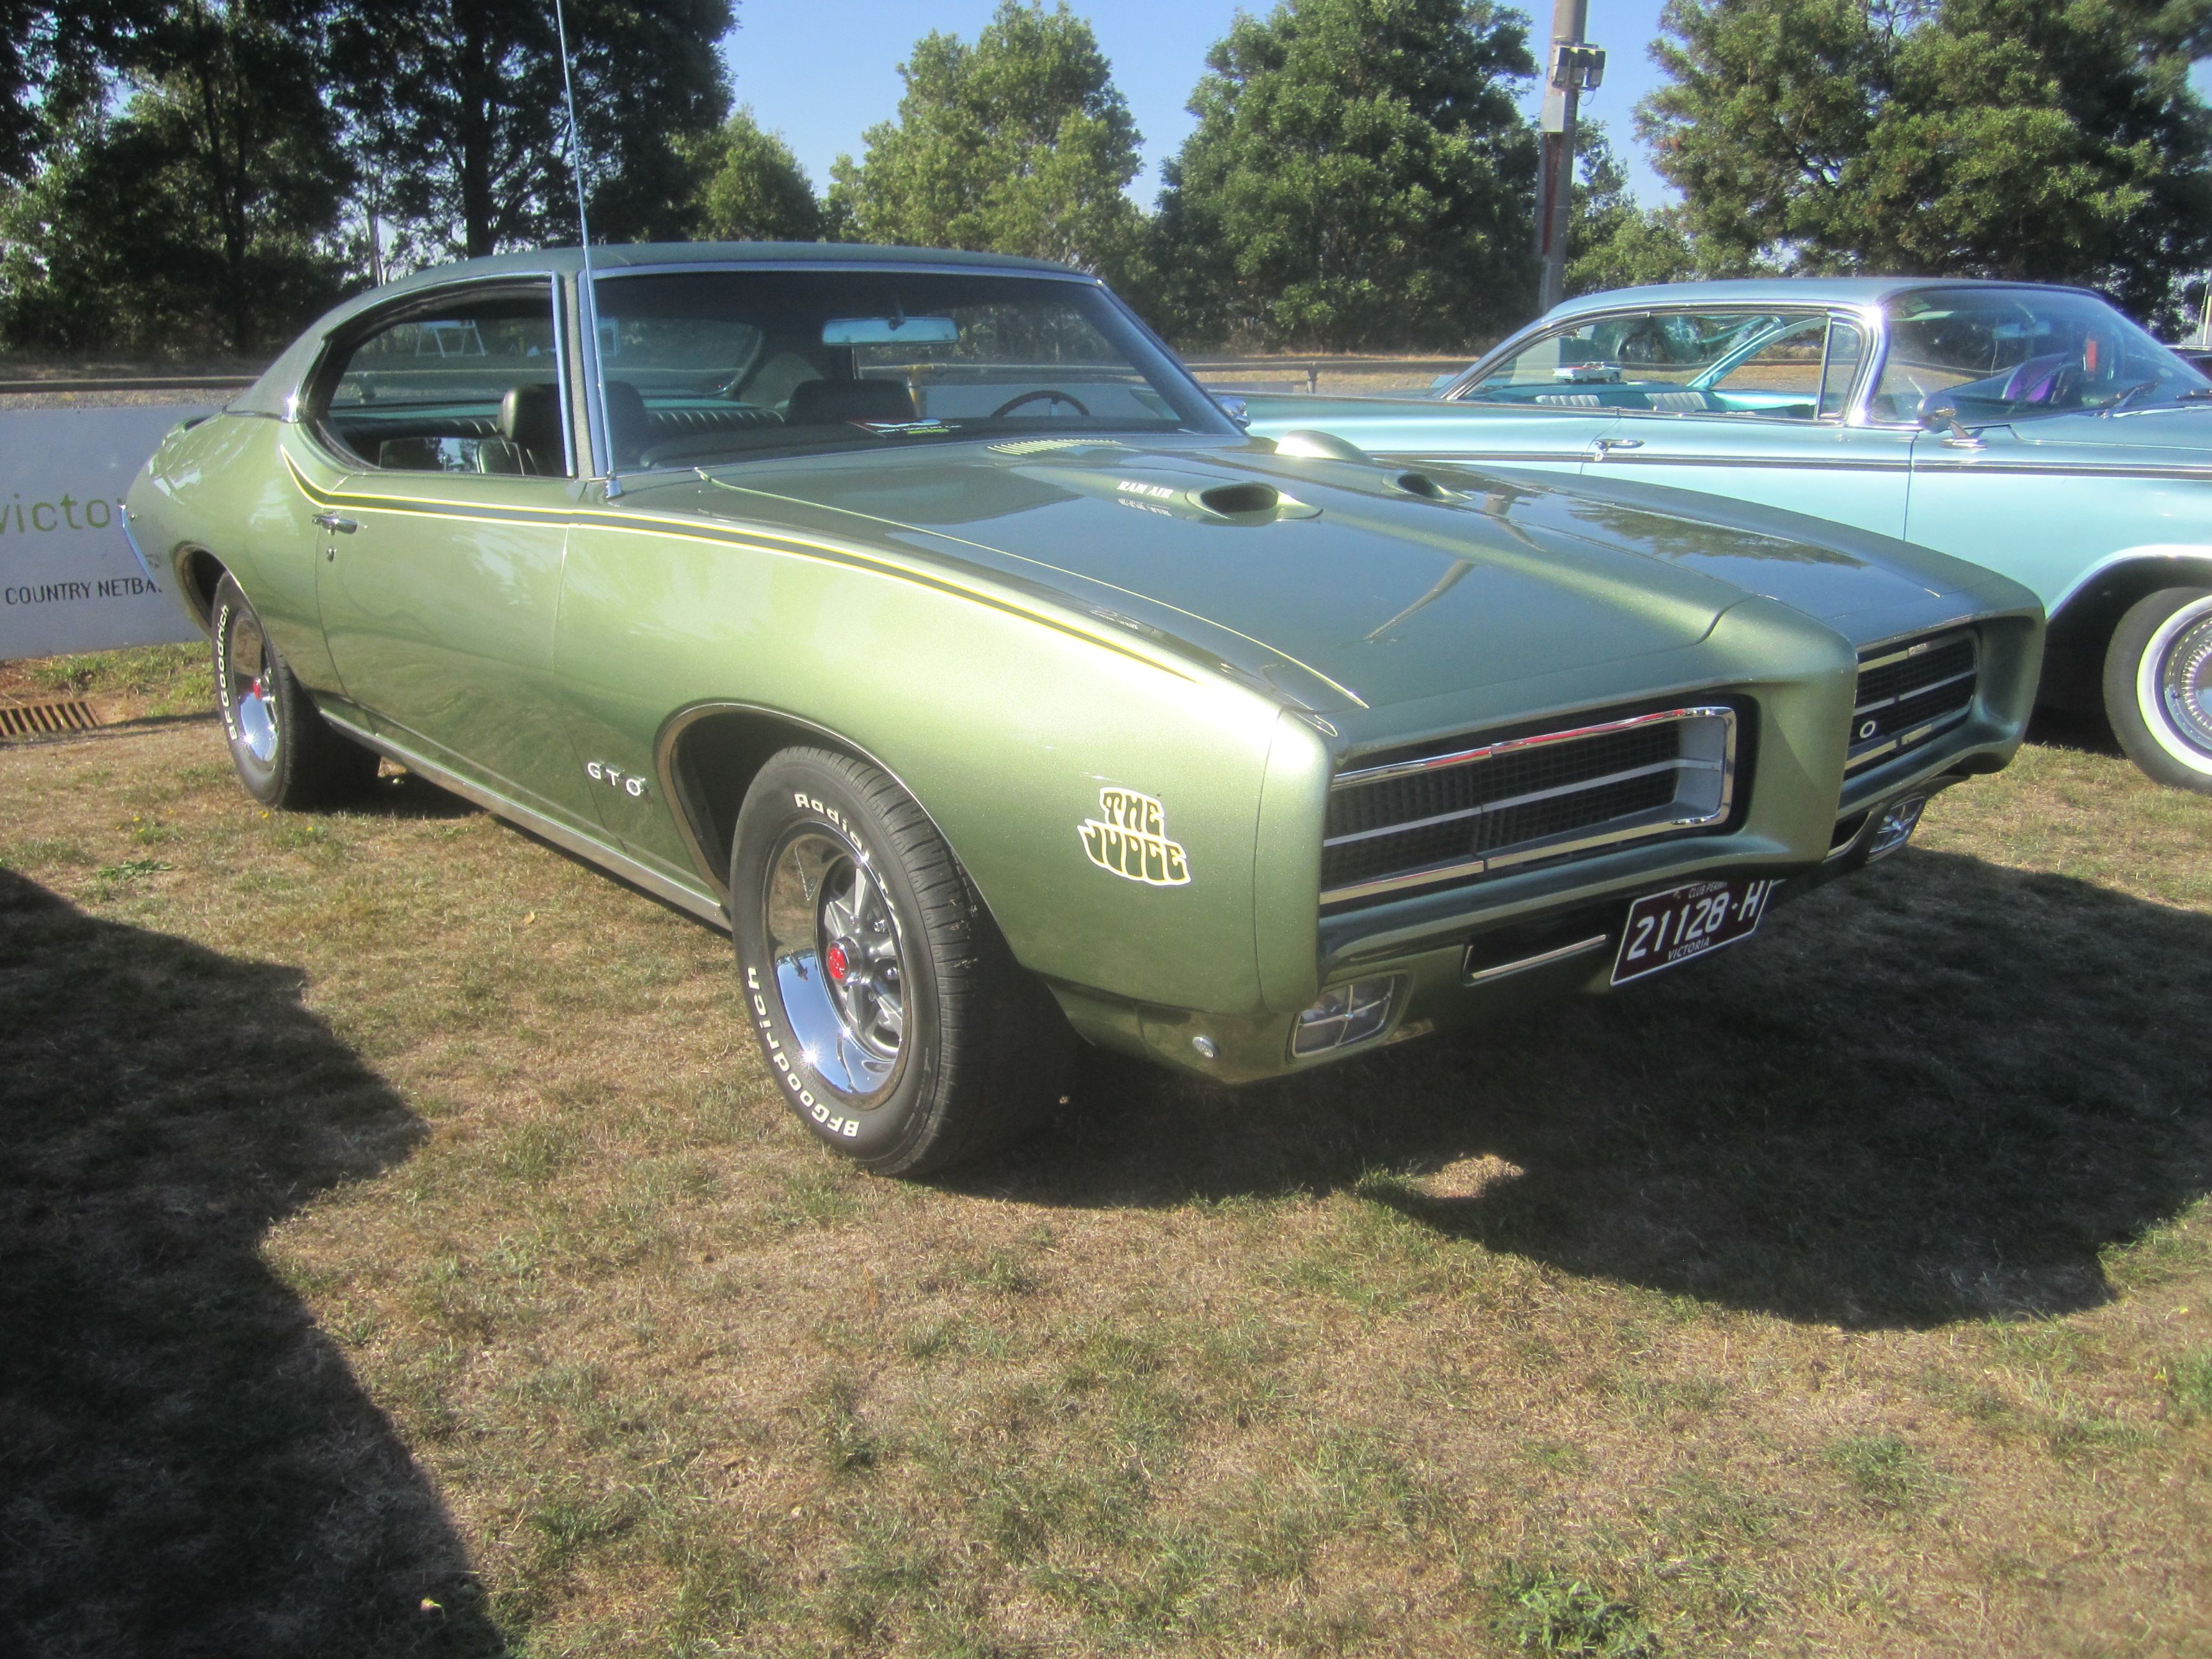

left=1918, top=406, right=1985, bottom=448
left=1215, top=396, right=1251, bottom=429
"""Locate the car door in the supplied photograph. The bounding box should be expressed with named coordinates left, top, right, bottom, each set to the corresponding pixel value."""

left=1575, top=309, right=1916, bottom=540
left=296, top=276, right=607, bottom=837
left=1372, top=312, right=1647, bottom=477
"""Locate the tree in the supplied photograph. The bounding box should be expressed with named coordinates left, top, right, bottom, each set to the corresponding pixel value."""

left=1144, top=0, right=1537, bottom=352
left=1, top=1, right=353, bottom=357
left=330, top=0, right=732, bottom=263
left=0, top=3, right=158, bottom=184
left=828, top=1, right=1143, bottom=275
left=691, top=107, right=821, bottom=241
left=1564, top=123, right=1706, bottom=297
left=1640, top=0, right=2212, bottom=323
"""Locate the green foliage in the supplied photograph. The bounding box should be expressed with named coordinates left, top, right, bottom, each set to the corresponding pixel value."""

left=0, top=3, right=150, bottom=184
left=1, top=2, right=353, bottom=356
left=1640, top=0, right=2212, bottom=324
left=1565, top=124, right=1709, bottom=298
left=829, top=1, right=1143, bottom=275
left=330, top=0, right=732, bottom=261
left=690, top=107, right=821, bottom=242
left=1142, top=0, right=1537, bottom=351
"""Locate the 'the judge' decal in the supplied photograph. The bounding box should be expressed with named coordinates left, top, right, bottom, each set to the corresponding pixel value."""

left=1078, top=788, right=1191, bottom=887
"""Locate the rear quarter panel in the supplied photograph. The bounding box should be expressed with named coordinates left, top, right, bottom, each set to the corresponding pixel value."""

left=127, top=414, right=342, bottom=689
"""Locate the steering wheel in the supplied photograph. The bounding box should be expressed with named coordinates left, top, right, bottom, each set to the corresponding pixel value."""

left=990, top=389, right=1091, bottom=419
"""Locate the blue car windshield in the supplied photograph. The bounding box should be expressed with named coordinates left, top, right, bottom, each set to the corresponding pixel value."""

left=581, top=268, right=1237, bottom=469
left=1871, top=289, right=2212, bottom=423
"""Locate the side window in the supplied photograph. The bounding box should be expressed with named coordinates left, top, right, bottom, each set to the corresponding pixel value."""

left=1461, top=318, right=1633, bottom=408
left=1466, top=310, right=1834, bottom=415
left=1819, top=320, right=1865, bottom=417
left=1700, top=316, right=1829, bottom=418
left=320, top=284, right=568, bottom=476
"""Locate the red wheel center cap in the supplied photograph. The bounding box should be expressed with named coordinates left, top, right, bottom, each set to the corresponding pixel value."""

left=824, top=942, right=851, bottom=984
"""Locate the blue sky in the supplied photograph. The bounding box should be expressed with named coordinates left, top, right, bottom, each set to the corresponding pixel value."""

left=721, top=0, right=1679, bottom=207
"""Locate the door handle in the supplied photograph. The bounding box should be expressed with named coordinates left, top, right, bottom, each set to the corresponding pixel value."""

left=311, top=512, right=359, bottom=534
left=1589, top=437, right=1646, bottom=458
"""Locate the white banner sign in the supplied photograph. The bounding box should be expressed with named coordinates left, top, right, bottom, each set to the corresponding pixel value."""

left=0, top=405, right=216, bottom=660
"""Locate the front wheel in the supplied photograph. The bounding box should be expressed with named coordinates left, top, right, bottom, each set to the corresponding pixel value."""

left=2103, top=587, right=2212, bottom=793
left=728, top=747, right=1073, bottom=1174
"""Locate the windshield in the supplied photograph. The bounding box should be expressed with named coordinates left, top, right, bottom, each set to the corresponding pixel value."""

left=584, top=268, right=1234, bottom=468
left=1871, top=288, right=2211, bottom=423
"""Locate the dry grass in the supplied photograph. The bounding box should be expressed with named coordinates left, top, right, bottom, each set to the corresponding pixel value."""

left=1, top=694, right=2209, bottom=1658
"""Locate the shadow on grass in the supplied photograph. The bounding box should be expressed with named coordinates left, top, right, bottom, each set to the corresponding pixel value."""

left=2025, top=707, right=2122, bottom=757
left=988, top=849, right=2212, bottom=1329
left=0, top=870, right=502, bottom=1656
left=348, top=766, right=483, bottom=822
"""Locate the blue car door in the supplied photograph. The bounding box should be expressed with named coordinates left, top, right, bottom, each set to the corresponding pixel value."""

left=1569, top=310, right=1915, bottom=540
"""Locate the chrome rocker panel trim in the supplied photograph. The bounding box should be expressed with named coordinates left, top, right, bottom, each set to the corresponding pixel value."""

left=321, top=710, right=732, bottom=930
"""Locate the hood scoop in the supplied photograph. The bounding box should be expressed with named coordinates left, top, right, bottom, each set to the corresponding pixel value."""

left=1197, top=481, right=1306, bottom=519
left=1267, top=428, right=1460, bottom=504
left=1391, top=469, right=1455, bottom=501
left=1101, top=472, right=1323, bottom=523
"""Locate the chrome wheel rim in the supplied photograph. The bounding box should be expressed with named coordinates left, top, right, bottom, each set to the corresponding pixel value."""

left=2138, top=596, right=2212, bottom=774
left=223, top=610, right=280, bottom=765
left=763, top=826, right=908, bottom=1100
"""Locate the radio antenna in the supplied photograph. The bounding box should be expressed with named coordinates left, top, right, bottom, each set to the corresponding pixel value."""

left=552, top=0, right=621, bottom=497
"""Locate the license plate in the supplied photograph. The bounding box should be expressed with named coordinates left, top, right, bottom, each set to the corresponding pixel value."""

left=1611, top=876, right=1776, bottom=986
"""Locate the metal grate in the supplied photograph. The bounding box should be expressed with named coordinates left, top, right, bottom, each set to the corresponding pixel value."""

left=1848, top=630, right=1977, bottom=775
left=0, top=697, right=100, bottom=740
left=1322, top=705, right=1739, bottom=906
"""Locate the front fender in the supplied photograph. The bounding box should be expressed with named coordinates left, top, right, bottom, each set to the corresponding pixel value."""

left=556, top=515, right=1288, bottom=1016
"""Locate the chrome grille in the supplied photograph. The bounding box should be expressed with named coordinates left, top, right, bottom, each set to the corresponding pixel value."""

left=1848, top=630, right=1977, bottom=774
left=1322, top=706, right=1738, bottom=905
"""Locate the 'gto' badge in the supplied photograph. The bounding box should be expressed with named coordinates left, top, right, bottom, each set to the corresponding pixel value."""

left=586, top=760, right=647, bottom=799
left=1079, top=789, right=1190, bottom=887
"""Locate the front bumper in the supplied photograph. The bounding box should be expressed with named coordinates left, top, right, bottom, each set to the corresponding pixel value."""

left=1046, top=757, right=1972, bottom=1087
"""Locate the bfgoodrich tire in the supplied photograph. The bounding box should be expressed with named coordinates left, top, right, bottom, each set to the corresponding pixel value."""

left=210, top=573, right=380, bottom=808
left=728, top=747, right=1073, bottom=1174
left=2103, top=586, right=2212, bottom=794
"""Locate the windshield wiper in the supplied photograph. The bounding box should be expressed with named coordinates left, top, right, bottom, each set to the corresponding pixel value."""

left=2177, top=387, right=2212, bottom=402
left=2100, top=380, right=2161, bottom=415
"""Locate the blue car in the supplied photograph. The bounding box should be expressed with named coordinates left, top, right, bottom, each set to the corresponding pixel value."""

left=1238, top=279, right=2212, bottom=792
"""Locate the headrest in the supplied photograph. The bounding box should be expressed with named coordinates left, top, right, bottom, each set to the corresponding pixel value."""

left=497, top=381, right=565, bottom=474
left=787, top=378, right=916, bottom=427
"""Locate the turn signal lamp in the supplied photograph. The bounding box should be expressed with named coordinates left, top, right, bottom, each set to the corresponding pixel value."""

left=1866, top=796, right=1926, bottom=860
left=1292, top=977, right=1399, bottom=1058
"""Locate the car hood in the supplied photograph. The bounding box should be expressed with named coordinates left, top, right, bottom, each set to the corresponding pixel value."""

left=616, top=438, right=1848, bottom=712
left=1457, top=465, right=1998, bottom=636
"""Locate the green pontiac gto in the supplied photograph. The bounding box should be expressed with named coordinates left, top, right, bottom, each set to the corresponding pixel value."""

left=125, top=244, right=2042, bottom=1172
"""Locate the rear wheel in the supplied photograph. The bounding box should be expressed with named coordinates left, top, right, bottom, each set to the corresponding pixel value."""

left=728, top=747, right=1071, bottom=1174
left=2103, top=587, right=2212, bottom=793
left=211, top=572, right=379, bottom=808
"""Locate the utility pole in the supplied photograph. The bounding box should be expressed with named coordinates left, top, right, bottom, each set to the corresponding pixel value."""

left=1534, top=0, right=1605, bottom=316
